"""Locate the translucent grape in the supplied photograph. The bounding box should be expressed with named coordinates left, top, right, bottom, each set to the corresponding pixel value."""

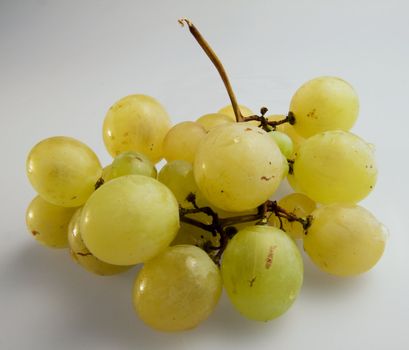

left=293, top=130, right=377, bottom=204
left=194, top=123, right=285, bottom=212
left=269, top=193, right=316, bottom=239
left=267, top=114, right=305, bottom=154
left=268, top=130, right=294, bottom=158
left=221, top=225, right=303, bottom=321
left=290, top=76, right=359, bottom=138
left=26, top=136, right=102, bottom=207
left=80, top=175, right=179, bottom=265
left=133, top=245, right=222, bottom=331
left=103, top=95, right=171, bottom=163
left=171, top=217, right=217, bottom=248
left=196, top=113, right=233, bottom=131
left=157, top=160, right=199, bottom=208
left=304, top=204, right=387, bottom=276
left=68, top=208, right=132, bottom=275
left=217, top=104, right=254, bottom=121
left=218, top=104, right=254, bottom=120
left=105, top=151, right=157, bottom=181
left=162, top=121, right=207, bottom=163
left=26, top=196, right=77, bottom=248
left=101, top=164, right=112, bottom=182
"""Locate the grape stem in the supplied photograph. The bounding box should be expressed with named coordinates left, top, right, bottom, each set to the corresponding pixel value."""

left=178, top=18, right=243, bottom=123
left=178, top=18, right=296, bottom=129
left=179, top=194, right=311, bottom=265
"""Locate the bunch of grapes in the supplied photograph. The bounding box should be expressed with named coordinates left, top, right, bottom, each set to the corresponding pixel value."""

left=25, top=20, right=387, bottom=332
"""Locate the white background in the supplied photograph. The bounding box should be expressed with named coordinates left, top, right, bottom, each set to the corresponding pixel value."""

left=1, top=0, right=408, bottom=349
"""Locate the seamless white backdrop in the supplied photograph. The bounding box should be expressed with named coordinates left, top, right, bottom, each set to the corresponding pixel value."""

left=1, top=1, right=408, bottom=349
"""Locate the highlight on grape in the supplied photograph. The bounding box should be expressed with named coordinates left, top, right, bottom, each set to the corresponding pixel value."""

left=25, top=19, right=387, bottom=331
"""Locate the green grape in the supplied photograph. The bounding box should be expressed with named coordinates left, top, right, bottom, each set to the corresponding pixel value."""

left=290, top=76, right=359, bottom=138
left=269, top=130, right=294, bottom=158
left=68, top=208, right=132, bottom=275
left=221, top=225, right=303, bottom=321
left=105, top=151, right=157, bottom=181
left=162, top=121, right=207, bottom=163
left=26, top=136, right=102, bottom=207
left=133, top=245, right=222, bottom=331
left=157, top=160, right=199, bottom=208
left=218, top=104, right=254, bottom=120
left=101, top=164, right=112, bottom=182
left=287, top=171, right=302, bottom=192
left=269, top=193, right=316, bottom=239
left=103, top=95, right=171, bottom=163
left=194, top=123, right=285, bottom=212
left=304, top=204, right=387, bottom=276
left=26, top=196, right=77, bottom=248
left=293, top=130, right=377, bottom=204
left=80, top=175, right=179, bottom=265
left=171, top=217, right=217, bottom=248
left=196, top=113, right=233, bottom=131
left=267, top=114, right=305, bottom=154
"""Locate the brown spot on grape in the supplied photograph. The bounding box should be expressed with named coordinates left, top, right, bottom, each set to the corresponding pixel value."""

left=123, top=132, right=129, bottom=137
left=31, top=230, right=40, bottom=236
left=244, top=128, right=252, bottom=131
left=249, top=276, right=256, bottom=287
left=71, top=196, right=77, bottom=200
left=77, top=252, right=92, bottom=257
left=260, top=175, right=273, bottom=181
left=265, top=245, right=277, bottom=269
left=306, top=109, right=317, bottom=119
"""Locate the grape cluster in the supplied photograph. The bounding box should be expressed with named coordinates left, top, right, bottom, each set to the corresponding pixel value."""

left=25, top=21, right=387, bottom=332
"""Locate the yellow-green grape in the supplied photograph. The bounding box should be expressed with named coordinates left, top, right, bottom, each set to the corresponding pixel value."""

left=269, top=193, right=316, bottom=239
left=304, top=204, right=387, bottom=276
left=103, top=95, right=171, bottom=163
left=162, top=121, right=207, bottom=163
left=101, top=164, right=112, bottom=182
left=196, top=113, right=233, bottom=131
left=221, top=225, right=303, bottom=321
left=268, top=114, right=305, bottom=154
left=287, top=171, right=302, bottom=192
left=26, top=196, right=77, bottom=248
left=293, top=130, right=377, bottom=204
left=80, top=175, right=179, bottom=265
left=171, top=213, right=218, bottom=248
left=158, top=160, right=199, bottom=208
left=106, top=151, right=157, bottom=181
left=194, top=123, right=285, bottom=212
left=269, top=131, right=294, bottom=158
left=290, top=76, right=359, bottom=138
left=26, top=136, right=102, bottom=207
left=68, top=208, right=132, bottom=275
left=218, top=104, right=254, bottom=120
left=133, top=245, right=222, bottom=331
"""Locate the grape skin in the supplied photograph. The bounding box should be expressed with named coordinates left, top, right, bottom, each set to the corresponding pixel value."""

left=194, top=123, right=285, bottom=212
left=290, top=76, right=359, bottom=138
left=196, top=113, right=233, bottom=131
left=293, top=130, right=377, bottom=204
left=221, top=225, right=303, bottom=321
left=80, top=175, right=180, bottom=266
left=268, top=130, right=294, bottom=158
left=68, top=208, right=132, bottom=276
left=162, top=121, right=207, bottom=163
left=26, top=136, right=102, bottom=207
left=106, top=151, right=157, bottom=181
left=26, top=196, right=77, bottom=248
left=133, top=245, right=222, bottom=331
left=304, top=204, right=387, bottom=276
left=103, top=95, right=171, bottom=163
left=218, top=104, right=254, bottom=119
left=157, top=160, right=199, bottom=208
